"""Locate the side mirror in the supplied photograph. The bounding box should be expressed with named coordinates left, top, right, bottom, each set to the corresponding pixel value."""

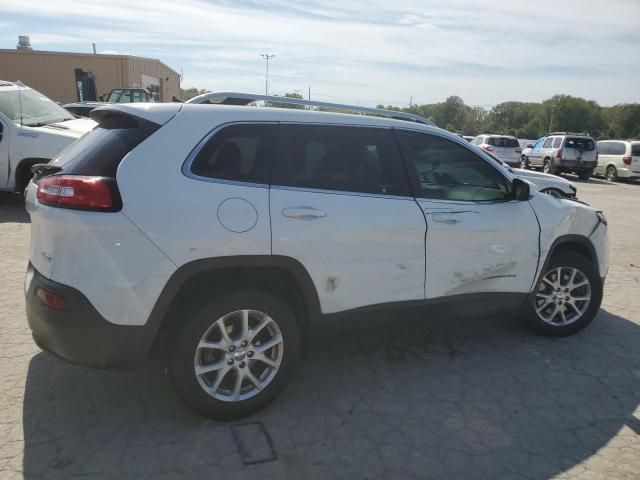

left=512, top=178, right=531, bottom=201
left=526, top=143, right=533, bottom=148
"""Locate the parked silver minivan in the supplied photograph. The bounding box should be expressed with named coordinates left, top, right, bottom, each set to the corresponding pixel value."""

left=594, top=140, right=640, bottom=181
left=524, top=132, right=598, bottom=179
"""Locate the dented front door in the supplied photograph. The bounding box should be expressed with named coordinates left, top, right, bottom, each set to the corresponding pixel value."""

left=419, top=199, right=540, bottom=299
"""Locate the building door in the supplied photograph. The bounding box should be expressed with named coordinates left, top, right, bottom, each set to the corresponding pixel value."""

left=74, top=69, right=97, bottom=101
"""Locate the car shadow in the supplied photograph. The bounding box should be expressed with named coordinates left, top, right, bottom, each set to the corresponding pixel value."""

left=0, top=193, right=29, bottom=223
left=22, top=308, right=640, bottom=479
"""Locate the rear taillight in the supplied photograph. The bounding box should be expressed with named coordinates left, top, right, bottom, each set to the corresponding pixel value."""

left=515, top=147, right=522, bottom=154
left=482, top=145, right=495, bottom=152
left=36, top=175, right=119, bottom=211
left=556, top=149, right=563, bottom=160
left=623, top=156, right=632, bottom=165
left=36, top=288, right=69, bottom=310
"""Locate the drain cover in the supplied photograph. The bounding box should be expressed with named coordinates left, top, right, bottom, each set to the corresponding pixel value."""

left=231, top=421, right=278, bottom=465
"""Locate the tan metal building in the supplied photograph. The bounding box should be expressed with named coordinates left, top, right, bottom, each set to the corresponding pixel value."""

left=0, top=48, right=181, bottom=103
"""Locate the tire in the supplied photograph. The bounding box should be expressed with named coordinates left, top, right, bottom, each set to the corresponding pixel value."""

left=578, top=168, right=594, bottom=181
left=522, top=251, right=602, bottom=337
left=169, top=289, right=301, bottom=420
left=606, top=166, right=618, bottom=182
left=543, top=159, right=557, bottom=175
left=521, top=156, right=530, bottom=169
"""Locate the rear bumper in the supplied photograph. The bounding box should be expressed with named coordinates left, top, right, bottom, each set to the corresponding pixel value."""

left=25, top=263, right=157, bottom=368
left=617, top=167, right=640, bottom=178
left=557, top=160, right=597, bottom=170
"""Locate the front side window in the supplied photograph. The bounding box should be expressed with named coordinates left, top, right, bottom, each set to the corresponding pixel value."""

left=272, top=125, right=410, bottom=196
left=190, top=123, right=277, bottom=184
left=396, top=131, right=510, bottom=202
left=542, top=137, right=554, bottom=148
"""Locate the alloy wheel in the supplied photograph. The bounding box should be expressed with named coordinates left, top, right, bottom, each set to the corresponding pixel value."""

left=193, top=309, right=283, bottom=402
left=534, top=267, right=591, bottom=326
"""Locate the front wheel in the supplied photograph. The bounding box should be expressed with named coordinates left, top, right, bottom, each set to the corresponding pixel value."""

left=169, top=289, right=301, bottom=420
left=522, top=252, right=602, bottom=336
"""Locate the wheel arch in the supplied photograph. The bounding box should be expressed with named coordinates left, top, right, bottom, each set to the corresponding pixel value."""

left=532, top=235, right=599, bottom=294
left=14, top=157, right=50, bottom=192
left=148, top=255, right=321, bottom=357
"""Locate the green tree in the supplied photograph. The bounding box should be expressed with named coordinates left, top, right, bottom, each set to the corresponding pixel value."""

left=270, top=92, right=306, bottom=109
left=180, top=87, right=209, bottom=101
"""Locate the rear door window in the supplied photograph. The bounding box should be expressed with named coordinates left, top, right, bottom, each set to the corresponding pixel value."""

left=565, top=137, right=595, bottom=151
left=487, top=137, right=519, bottom=148
left=50, top=111, right=158, bottom=177
left=607, top=142, right=627, bottom=155
left=189, top=123, right=277, bottom=185
left=272, top=124, right=410, bottom=196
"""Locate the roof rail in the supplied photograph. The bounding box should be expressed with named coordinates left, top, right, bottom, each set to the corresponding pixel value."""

left=547, top=131, right=591, bottom=136
left=185, top=91, right=436, bottom=127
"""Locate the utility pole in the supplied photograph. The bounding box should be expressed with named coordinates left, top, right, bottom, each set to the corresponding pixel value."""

left=260, top=54, right=275, bottom=96
left=308, top=85, right=311, bottom=110
left=409, top=96, right=413, bottom=108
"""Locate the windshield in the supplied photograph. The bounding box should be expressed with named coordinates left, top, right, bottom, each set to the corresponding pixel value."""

left=0, top=87, right=74, bottom=126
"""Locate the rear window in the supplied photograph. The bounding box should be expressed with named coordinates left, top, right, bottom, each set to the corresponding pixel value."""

left=487, top=137, right=519, bottom=148
left=565, top=137, right=595, bottom=151
left=50, top=112, right=159, bottom=177
left=632, top=144, right=640, bottom=156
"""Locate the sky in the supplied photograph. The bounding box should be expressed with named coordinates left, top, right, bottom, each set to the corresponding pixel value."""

left=0, top=0, right=639, bottom=108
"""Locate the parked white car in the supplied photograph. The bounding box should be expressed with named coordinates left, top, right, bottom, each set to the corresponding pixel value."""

left=483, top=150, right=577, bottom=198
left=471, top=134, right=522, bottom=167
left=594, top=140, right=640, bottom=181
left=25, top=95, right=608, bottom=420
left=0, top=80, right=95, bottom=192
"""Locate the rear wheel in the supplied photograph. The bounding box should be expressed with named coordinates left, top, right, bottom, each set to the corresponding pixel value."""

left=169, top=289, right=301, bottom=420
left=543, top=159, right=557, bottom=175
left=578, top=168, right=594, bottom=181
left=520, top=156, right=530, bottom=169
left=606, top=165, right=618, bottom=182
left=522, top=252, right=602, bottom=336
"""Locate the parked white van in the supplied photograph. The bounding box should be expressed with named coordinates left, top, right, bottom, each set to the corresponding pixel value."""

left=0, top=81, right=95, bottom=192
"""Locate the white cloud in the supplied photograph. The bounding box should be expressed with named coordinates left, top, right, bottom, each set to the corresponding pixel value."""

left=0, top=0, right=638, bottom=106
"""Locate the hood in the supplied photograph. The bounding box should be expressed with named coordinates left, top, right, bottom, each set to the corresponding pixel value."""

left=511, top=167, right=572, bottom=185
left=39, top=117, right=97, bottom=138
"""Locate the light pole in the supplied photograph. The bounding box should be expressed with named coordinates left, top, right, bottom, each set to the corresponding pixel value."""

left=260, top=54, right=275, bottom=96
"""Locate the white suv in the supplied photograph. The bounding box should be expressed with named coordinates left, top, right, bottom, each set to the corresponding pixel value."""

left=471, top=134, right=522, bottom=167
left=24, top=96, right=609, bottom=419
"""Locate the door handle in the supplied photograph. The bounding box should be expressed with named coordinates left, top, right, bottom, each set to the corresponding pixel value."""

left=430, top=213, right=461, bottom=224
left=282, top=207, right=327, bottom=219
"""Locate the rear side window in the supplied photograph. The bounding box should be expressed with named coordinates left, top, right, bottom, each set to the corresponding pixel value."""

left=50, top=111, right=159, bottom=177
left=190, top=124, right=277, bottom=184
left=565, top=137, right=595, bottom=151
left=631, top=144, right=640, bottom=156
left=272, top=125, right=410, bottom=196
left=553, top=137, right=562, bottom=148
left=605, top=142, right=627, bottom=155
left=487, top=137, right=519, bottom=148
left=542, top=137, right=553, bottom=148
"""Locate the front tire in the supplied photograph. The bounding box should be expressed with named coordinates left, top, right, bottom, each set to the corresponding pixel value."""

left=521, top=156, right=530, bottom=169
left=522, top=252, right=602, bottom=336
left=169, top=289, right=301, bottom=420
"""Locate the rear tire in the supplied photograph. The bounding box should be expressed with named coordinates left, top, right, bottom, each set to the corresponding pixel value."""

left=522, top=252, right=602, bottom=337
left=578, top=168, right=594, bottom=181
left=606, top=166, right=618, bottom=182
left=543, top=159, right=557, bottom=175
left=520, top=156, right=530, bottom=169
left=169, top=289, right=301, bottom=420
